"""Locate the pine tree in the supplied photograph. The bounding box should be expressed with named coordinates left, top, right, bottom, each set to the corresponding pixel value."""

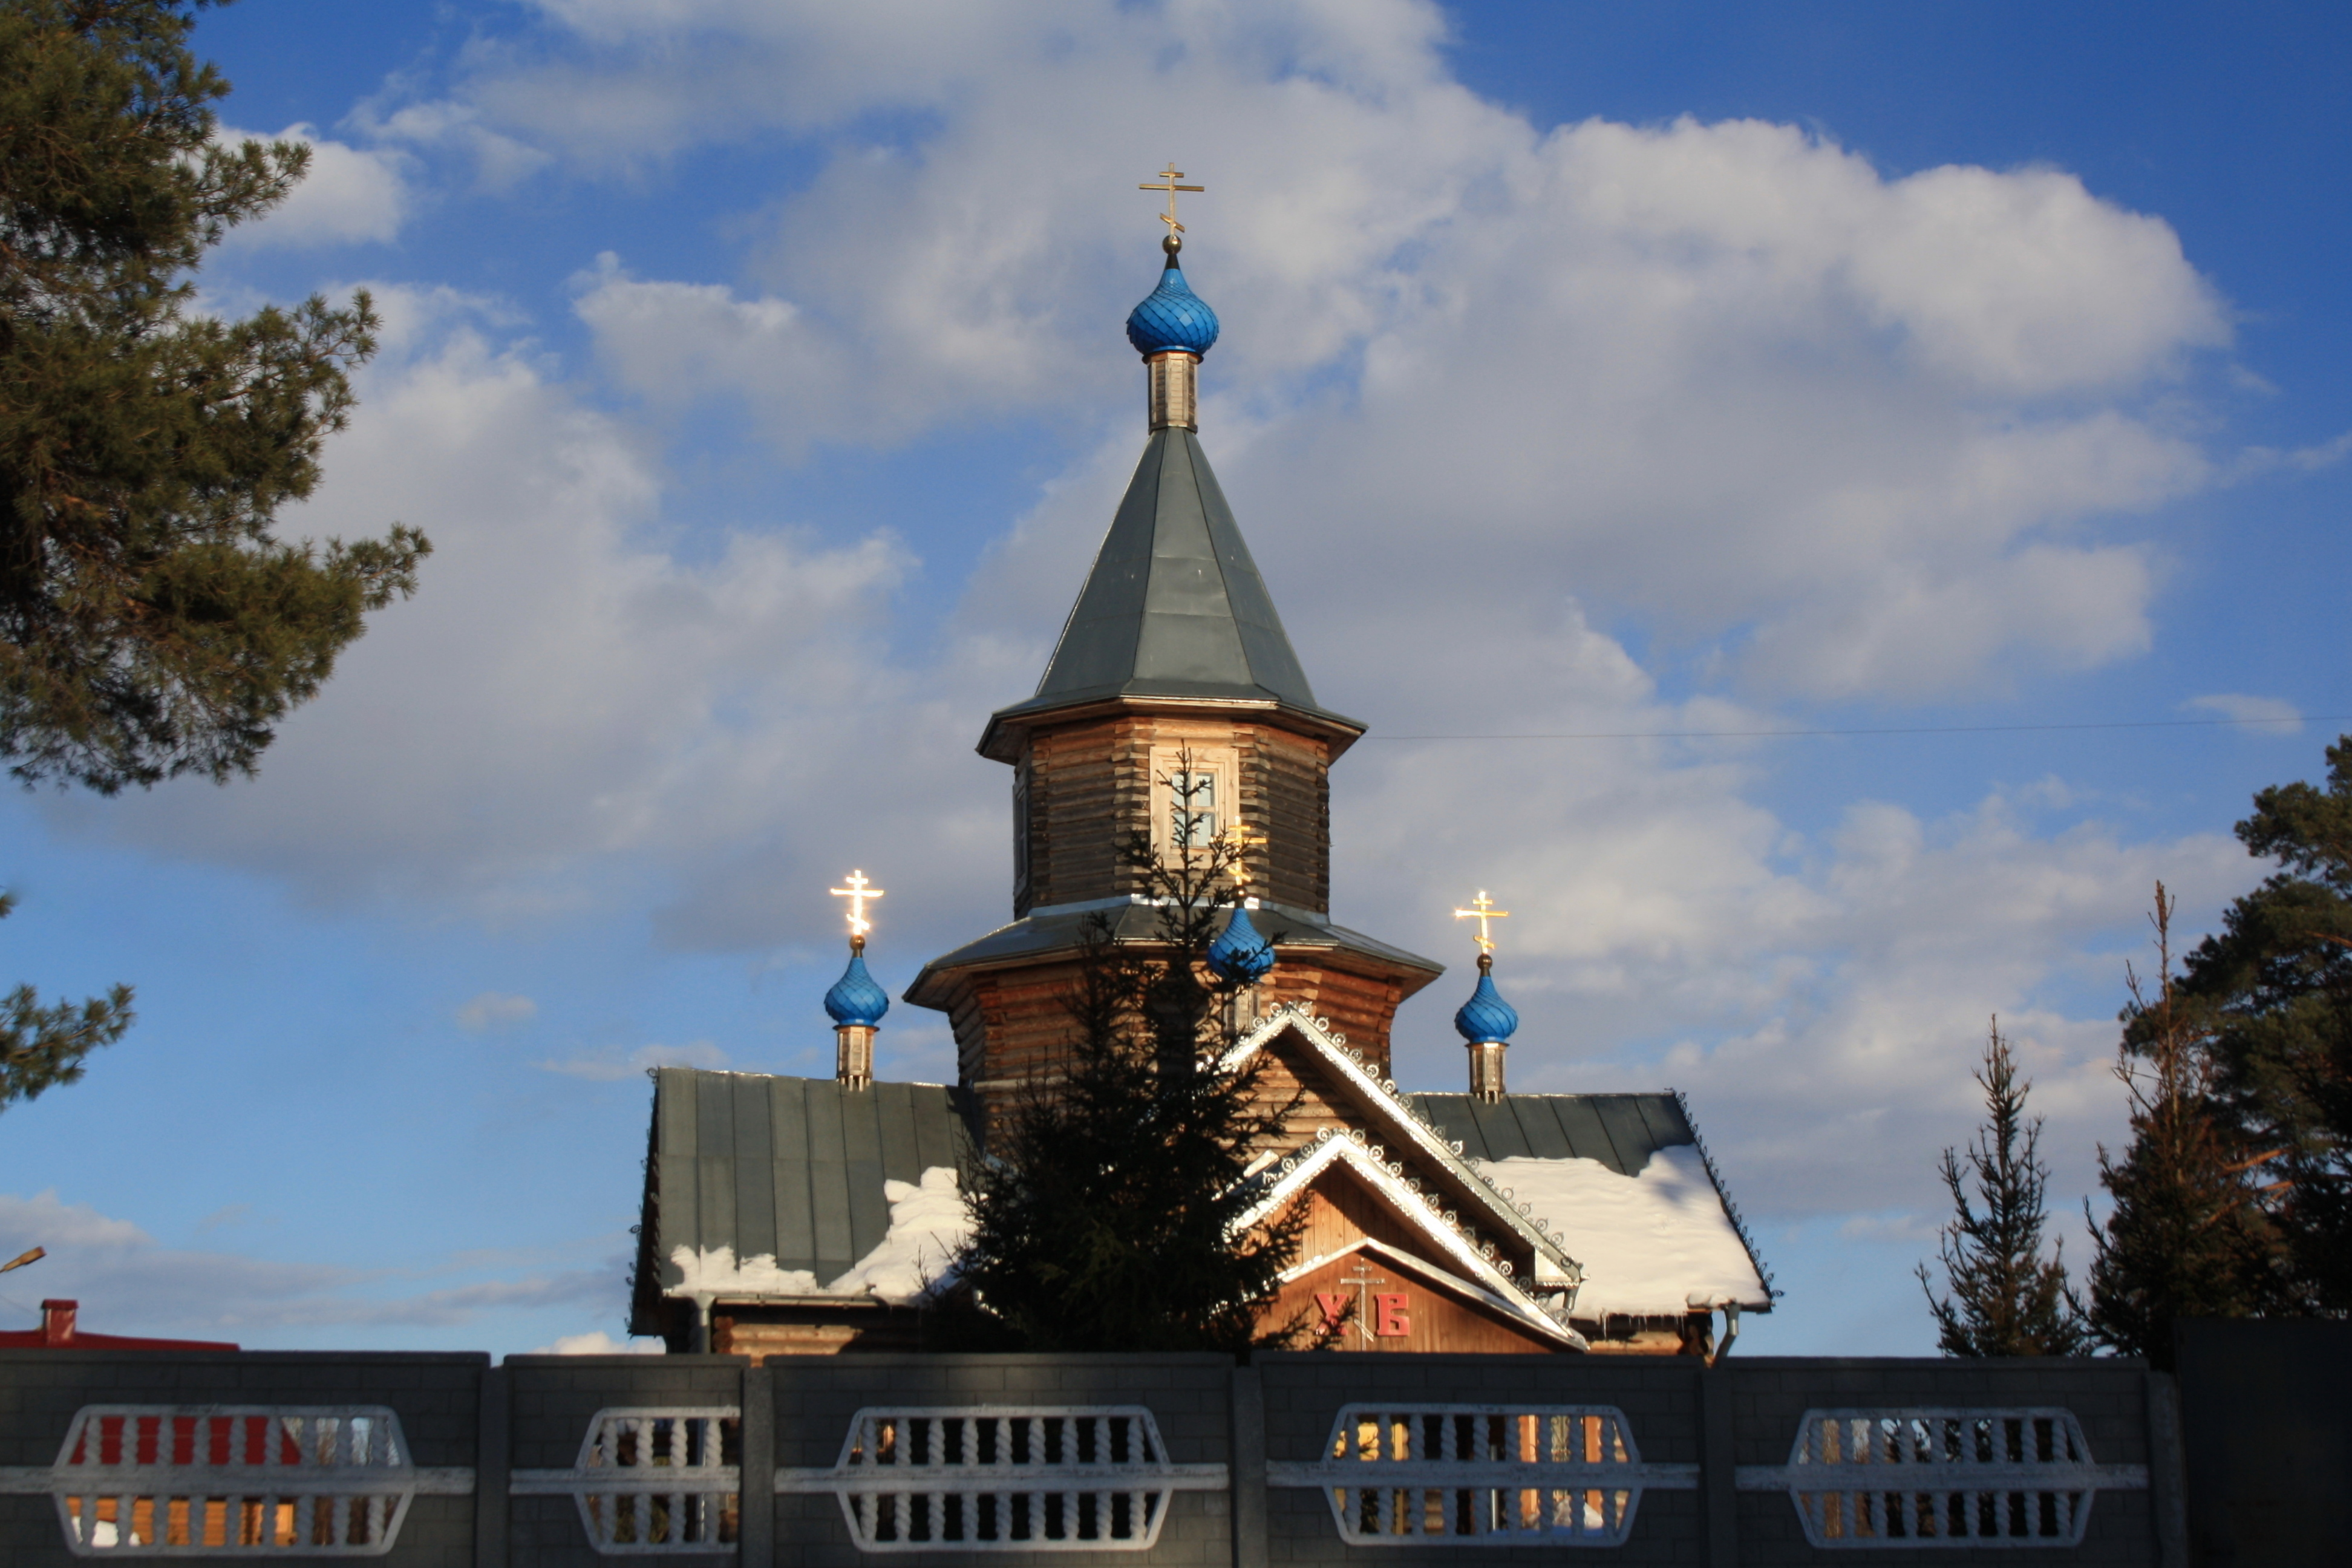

left=2174, top=735, right=2352, bottom=1308
left=2, top=1, right=426, bottom=1102
left=952, top=757, right=1305, bottom=1353
left=1, top=0, right=428, bottom=795
left=2086, top=884, right=2277, bottom=1367
left=0, top=891, right=131, bottom=1110
left=1917, top=1019, right=2087, bottom=1356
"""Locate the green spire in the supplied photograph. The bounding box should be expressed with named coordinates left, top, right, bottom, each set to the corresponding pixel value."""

left=992, top=428, right=1345, bottom=725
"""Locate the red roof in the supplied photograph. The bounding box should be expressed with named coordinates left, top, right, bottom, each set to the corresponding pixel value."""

left=0, top=1300, right=237, bottom=1353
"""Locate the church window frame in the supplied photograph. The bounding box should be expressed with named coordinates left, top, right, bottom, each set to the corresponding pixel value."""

left=1148, top=746, right=1238, bottom=868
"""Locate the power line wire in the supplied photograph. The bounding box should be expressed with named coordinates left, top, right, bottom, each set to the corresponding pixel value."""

left=1362, top=714, right=2349, bottom=743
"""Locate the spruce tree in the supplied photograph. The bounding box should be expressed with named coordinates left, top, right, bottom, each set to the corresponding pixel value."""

left=1917, top=1019, right=2087, bottom=1356
left=2086, top=884, right=2277, bottom=1367
left=1, top=0, right=428, bottom=794
left=953, top=758, right=1305, bottom=1353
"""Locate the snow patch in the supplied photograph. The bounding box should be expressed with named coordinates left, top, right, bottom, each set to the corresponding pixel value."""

left=1485, top=1146, right=1764, bottom=1319
left=668, top=1166, right=971, bottom=1307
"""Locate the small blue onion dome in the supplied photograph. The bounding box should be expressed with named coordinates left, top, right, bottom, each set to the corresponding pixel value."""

left=823, top=948, right=890, bottom=1028
left=1454, top=959, right=1520, bottom=1044
left=1206, top=904, right=1276, bottom=984
left=1125, top=258, right=1221, bottom=359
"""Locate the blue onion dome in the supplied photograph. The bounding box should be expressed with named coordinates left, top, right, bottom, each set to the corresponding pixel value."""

left=1125, top=243, right=1221, bottom=359
left=1206, top=904, right=1276, bottom=984
left=1454, top=957, right=1520, bottom=1044
left=823, top=947, right=890, bottom=1028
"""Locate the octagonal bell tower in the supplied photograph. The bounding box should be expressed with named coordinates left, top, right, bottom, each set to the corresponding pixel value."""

left=906, top=206, right=1442, bottom=1135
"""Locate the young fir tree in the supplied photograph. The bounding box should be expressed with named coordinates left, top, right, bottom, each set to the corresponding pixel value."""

left=1, top=0, right=428, bottom=794
left=1916, top=1019, right=2088, bottom=1356
left=2, top=1, right=424, bottom=1100
left=2172, top=735, right=2352, bottom=1308
left=2086, top=884, right=2277, bottom=1367
left=952, top=759, right=1305, bottom=1353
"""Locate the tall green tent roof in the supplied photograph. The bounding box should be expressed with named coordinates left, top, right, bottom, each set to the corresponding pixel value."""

left=986, top=428, right=1360, bottom=734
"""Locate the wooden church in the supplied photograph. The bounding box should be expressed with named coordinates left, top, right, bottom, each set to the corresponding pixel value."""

left=630, top=191, right=1772, bottom=1360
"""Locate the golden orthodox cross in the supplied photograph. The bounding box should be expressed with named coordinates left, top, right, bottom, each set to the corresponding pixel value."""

left=1221, top=821, right=1267, bottom=892
left=1339, top=1259, right=1388, bottom=1345
left=1138, top=164, right=1204, bottom=235
left=830, top=869, right=885, bottom=941
left=1453, top=889, right=1512, bottom=955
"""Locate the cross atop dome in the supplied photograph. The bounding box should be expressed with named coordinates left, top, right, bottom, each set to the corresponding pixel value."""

left=829, top=869, right=884, bottom=950
left=1138, top=163, right=1203, bottom=238
left=1125, top=168, right=1220, bottom=364
left=826, top=869, right=889, bottom=1089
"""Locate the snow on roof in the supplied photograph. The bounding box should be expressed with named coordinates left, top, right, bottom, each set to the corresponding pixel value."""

left=1486, top=1146, right=1770, bottom=1319
left=669, top=1166, right=972, bottom=1307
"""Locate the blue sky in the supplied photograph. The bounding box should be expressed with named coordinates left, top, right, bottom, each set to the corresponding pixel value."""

left=2, top=0, right=2346, bottom=1356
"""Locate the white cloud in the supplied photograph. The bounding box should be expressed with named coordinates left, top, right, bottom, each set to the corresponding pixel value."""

left=476, top=3, right=2230, bottom=699
left=458, top=992, right=539, bottom=1030
left=538, top=1041, right=730, bottom=1081
left=58, top=290, right=1016, bottom=944
left=218, top=124, right=414, bottom=247
left=0, top=1191, right=609, bottom=1337
left=354, top=99, right=553, bottom=192
left=2183, top=693, right=2304, bottom=730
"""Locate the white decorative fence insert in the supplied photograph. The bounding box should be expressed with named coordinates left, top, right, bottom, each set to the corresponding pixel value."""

left=1266, top=1404, right=1695, bottom=1547
left=31, top=1406, right=442, bottom=1557
left=512, top=1406, right=740, bottom=1555
left=1738, top=1408, right=2148, bottom=1549
left=775, top=1406, right=1224, bottom=1552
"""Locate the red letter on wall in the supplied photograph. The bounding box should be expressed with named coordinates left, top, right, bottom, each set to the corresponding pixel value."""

left=1374, top=1293, right=1411, bottom=1339
left=1314, top=1292, right=1350, bottom=1331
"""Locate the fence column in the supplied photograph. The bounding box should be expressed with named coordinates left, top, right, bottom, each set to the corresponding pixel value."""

left=1228, top=1365, right=1267, bottom=1568
left=740, top=1362, right=775, bottom=1567
left=474, top=1364, right=510, bottom=1568
left=1697, top=1365, right=1739, bottom=1567
left=2145, top=1369, right=2189, bottom=1568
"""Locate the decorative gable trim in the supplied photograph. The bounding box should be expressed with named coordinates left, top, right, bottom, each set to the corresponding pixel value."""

left=1234, top=1127, right=1578, bottom=1345
left=1223, top=1002, right=1584, bottom=1279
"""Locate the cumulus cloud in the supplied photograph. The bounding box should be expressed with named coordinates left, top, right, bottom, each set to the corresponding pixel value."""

left=217, top=124, right=414, bottom=247
left=59, top=287, right=1014, bottom=946
left=483, top=4, right=2230, bottom=700
left=1350, top=742, right=2253, bottom=1221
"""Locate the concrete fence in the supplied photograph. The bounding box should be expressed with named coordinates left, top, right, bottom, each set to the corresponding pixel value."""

left=0, top=1350, right=2189, bottom=1567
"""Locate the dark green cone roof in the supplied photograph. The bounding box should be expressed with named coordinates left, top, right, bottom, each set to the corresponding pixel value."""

left=988, top=428, right=1358, bottom=734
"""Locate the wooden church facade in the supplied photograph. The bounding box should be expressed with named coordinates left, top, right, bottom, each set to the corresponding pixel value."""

left=632, top=226, right=1772, bottom=1360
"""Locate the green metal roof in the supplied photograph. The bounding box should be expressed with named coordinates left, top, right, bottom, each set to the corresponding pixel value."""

left=630, top=1070, right=973, bottom=1333
left=1415, top=1092, right=1696, bottom=1176
left=987, top=428, right=1361, bottom=733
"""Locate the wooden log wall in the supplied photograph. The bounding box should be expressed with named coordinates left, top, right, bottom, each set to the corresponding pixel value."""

left=1015, top=713, right=1333, bottom=916
left=948, top=950, right=1419, bottom=1145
